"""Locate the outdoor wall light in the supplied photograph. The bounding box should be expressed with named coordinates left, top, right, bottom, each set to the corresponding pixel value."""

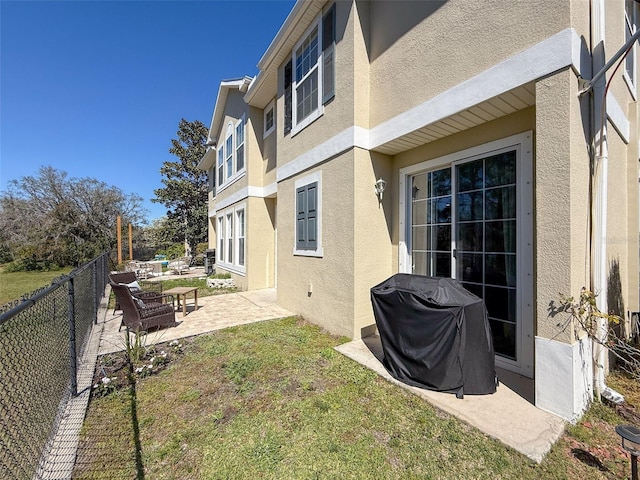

left=374, top=178, right=387, bottom=202
left=616, top=424, right=640, bottom=480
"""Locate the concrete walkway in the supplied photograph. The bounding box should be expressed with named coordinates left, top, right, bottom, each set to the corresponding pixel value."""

left=335, top=335, right=566, bottom=463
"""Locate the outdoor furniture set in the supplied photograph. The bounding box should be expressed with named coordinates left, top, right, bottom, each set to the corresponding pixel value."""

left=109, top=271, right=198, bottom=333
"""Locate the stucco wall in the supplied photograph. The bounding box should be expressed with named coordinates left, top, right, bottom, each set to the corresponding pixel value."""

left=535, top=68, right=591, bottom=344
left=246, top=196, right=276, bottom=290
left=353, top=148, right=394, bottom=338
left=276, top=152, right=356, bottom=339
left=367, top=0, right=571, bottom=128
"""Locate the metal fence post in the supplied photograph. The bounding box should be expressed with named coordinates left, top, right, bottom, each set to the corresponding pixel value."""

left=93, top=260, right=98, bottom=325
left=67, top=276, right=78, bottom=397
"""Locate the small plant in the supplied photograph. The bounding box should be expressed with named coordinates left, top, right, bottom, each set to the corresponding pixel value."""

left=169, top=339, right=183, bottom=354
left=124, top=330, right=149, bottom=364
left=92, top=376, right=117, bottom=397
left=552, top=288, right=640, bottom=382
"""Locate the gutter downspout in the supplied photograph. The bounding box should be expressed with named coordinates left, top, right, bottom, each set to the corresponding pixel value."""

left=579, top=0, right=640, bottom=404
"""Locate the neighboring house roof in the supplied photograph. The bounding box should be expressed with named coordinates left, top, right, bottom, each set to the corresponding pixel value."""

left=244, top=0, right=325, bottom=109
left=198, top=76, right=253, bottom=170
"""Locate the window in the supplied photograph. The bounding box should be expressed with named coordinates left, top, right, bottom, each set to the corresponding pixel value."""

left=216, top=204, right=246, bottom=274
left=217, top=148, right=224, bottom=188
left=237, top=209, right=245, bottom=267
left=216, top=117, right=247, bottom=192
left=225, top=124, right=233, bottom=180
left=209, top=165, right=216, bottom=196
left=226, top=213, right=233, bottom=264
left=286, top=3, right=336, bottom=135
left=294, top=172, right=322, bottom=256
left=625, top=0, right=638, bottom=91
left=218, top=217, right=225, bottom=263
left=264, top=100, right=275, bottom=137
left=236, top=118, right=245, bottom=172
left=295, top=25, right=320, bottom=125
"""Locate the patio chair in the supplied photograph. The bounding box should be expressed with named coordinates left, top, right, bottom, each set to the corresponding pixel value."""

left=168, top=257, right=191, bottom=275
left=110, top=282, right=178, bottom=333
left=109, top=271, right=164, bottom=313
left=123, top=260, right=155, bottom=279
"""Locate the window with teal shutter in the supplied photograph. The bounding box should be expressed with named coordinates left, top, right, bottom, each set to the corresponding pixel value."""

left=296, top=182, right=318, bottom=250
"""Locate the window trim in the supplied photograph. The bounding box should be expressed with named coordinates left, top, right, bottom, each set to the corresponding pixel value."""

left=294, top=171, right=323, bottom=257
left=264, top=99, right=276, bottom=138
left=216, top=203, right=247, bottom=275
left=236, top=208, right=245, bottom=267
left=226, top=212, right=234, bottom=264
left=235, top=115, right=245, bottom=172
left=291, top=16, right=324, bottom=136
left=623, top=0, right=638, bottom=97
left=216, top=116, right=247, bottom=195
left=225, top=123, right=234, bottom=181
left=217, top=216, right=225, bottom=265
left=217, top=147, right=224, bottom=191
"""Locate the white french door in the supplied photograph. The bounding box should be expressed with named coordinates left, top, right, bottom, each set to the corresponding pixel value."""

left=400, top=133, right=534, bottom=377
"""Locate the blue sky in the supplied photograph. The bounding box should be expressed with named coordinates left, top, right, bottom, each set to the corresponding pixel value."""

left=1, top=0, right=294, bottom=222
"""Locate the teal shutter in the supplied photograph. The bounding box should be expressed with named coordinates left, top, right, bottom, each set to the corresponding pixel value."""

left=284, top=60, right=293, bottom=134
left=322, top=4, right=336, bottom=104
left=296, top=182, right=318, bottom=250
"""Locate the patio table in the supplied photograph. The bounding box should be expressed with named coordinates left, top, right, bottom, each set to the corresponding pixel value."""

left=163, top=286, right=198, bottom=316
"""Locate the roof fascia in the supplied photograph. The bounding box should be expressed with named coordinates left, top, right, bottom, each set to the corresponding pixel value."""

left=208, top=76, right=253, bottom=143
left=199, top=76, right=252, bottom=170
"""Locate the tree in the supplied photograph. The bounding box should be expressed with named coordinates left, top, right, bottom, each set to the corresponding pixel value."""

left=0, top=166, right=146, bottom=268
left=153, top=118, right=209, bottom=256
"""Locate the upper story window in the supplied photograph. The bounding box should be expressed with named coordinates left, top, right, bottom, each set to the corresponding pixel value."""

left=209, top=165, right=215, bottom=196
left=225, top=124, right=233, bottom=180
left=284, top=3, right=336, bottom=136
left=295, top=25, right=320, bottom=125
left=264, top=99, right=275, bottom=138
left=217, top=148, right=224, bottom=188
left=625, top=0, right=638, bottom=93
left=236, top=119, right=245, bottom=172
left=216, top=115, right=247, bottom=193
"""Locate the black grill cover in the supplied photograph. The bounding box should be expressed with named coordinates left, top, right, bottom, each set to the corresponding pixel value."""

left=371, top=274, right=496, bottom=397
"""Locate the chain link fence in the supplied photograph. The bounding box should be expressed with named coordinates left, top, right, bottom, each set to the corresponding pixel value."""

left=0, top=253, right=109, bottom=480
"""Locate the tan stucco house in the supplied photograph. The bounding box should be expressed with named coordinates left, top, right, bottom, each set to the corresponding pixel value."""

left=198, top=0, right=640, bottom=422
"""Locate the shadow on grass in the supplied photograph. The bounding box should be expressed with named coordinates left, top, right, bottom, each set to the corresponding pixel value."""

left=72, top=361, right=145, bottom=479
left=127, top=362, right=145, bottom=480
left=571, top=448, right=609, bottom=472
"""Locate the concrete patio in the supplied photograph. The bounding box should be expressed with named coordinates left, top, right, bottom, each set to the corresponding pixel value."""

left=99, top=287, right=293, bottom=355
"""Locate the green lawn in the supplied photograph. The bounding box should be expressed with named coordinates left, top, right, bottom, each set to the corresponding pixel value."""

left=0, top=266, right=73, bottom=305
left=73, top=316, right=636, bottom=479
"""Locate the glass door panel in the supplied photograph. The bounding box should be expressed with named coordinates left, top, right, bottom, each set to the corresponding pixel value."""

left=456, top=151, right=517, bottom=360
left=411, top=168, right=451, bottom=278
left=409, top=149, right=518, bottom=361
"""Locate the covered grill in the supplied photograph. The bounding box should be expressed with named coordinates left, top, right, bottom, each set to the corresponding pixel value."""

left=371, top=274, right=497, bottom=398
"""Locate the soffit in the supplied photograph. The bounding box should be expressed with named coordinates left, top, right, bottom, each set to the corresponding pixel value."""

left=371, top=83, right=536, bottom=156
